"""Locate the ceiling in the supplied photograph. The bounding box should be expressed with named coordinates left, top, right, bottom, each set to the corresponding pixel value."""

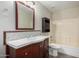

left=39, top=1, right=79, bottom=12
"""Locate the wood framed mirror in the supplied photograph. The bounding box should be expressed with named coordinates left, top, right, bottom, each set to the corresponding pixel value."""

left=15, top=1, right=35, bottom=30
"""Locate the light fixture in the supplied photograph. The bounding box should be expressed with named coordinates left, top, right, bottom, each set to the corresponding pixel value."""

left=26, top=1, right=35, bottom=8
left=20, top=1, right=35, bottom=8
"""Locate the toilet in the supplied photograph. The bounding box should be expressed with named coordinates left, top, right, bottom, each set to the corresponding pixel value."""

left=49, top=43, right=61, bottom=57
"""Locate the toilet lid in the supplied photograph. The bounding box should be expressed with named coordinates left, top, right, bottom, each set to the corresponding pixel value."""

left=49, top=43, right=61, bottom=48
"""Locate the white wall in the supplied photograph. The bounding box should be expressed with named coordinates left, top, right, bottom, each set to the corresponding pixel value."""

left=0, top=2, right=15, bottom=57
left=35, top=2, right=52, bottom=30
left=0, top=1, right=52, bottom=57
left=34, top=2, right=52, bottom=43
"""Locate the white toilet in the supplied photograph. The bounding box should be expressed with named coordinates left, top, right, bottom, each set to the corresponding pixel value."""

left=49, top=43, right=61, bottom=57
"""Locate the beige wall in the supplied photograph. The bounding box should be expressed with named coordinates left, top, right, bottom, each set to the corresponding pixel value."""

left=52, top=6, right=79, bottom=48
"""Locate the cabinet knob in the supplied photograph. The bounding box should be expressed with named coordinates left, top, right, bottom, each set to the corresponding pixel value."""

left=40, top=45, right=42, bottom=47
left=25, top=52, right=28, bottom=55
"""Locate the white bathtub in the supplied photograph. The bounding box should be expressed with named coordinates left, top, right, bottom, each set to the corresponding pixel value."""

left=49, top=43, right=79, bottom=57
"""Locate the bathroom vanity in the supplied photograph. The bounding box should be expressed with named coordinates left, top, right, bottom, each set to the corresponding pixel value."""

left=6, top=36, right=49, bottom=58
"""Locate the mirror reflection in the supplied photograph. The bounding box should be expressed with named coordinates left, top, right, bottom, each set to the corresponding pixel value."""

left=16, top=2, right=34, bottom=30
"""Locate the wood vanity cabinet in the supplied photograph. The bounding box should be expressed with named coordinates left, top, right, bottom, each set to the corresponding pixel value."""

left=6, top=38, right=49, bottom=58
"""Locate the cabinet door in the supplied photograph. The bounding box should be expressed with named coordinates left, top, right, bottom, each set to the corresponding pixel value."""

left=16, top=45, right=32, bottom=58
left=6, top=45, right=10, bottom=58
left=44, top=38, right=49, bottom=57
left=39, top=41, right=44, bottom=57
left=31, top=43, right=40, bottom=58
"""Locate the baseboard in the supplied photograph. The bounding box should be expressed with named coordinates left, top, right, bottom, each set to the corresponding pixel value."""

left=58, top=45, right=79, bottom=57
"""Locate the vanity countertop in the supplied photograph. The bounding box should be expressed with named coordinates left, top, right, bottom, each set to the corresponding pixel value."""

left=7, top=36, right=49, bottom=49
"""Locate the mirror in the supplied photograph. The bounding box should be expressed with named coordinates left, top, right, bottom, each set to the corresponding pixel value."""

left=16, top=1, right=35, bottom=30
